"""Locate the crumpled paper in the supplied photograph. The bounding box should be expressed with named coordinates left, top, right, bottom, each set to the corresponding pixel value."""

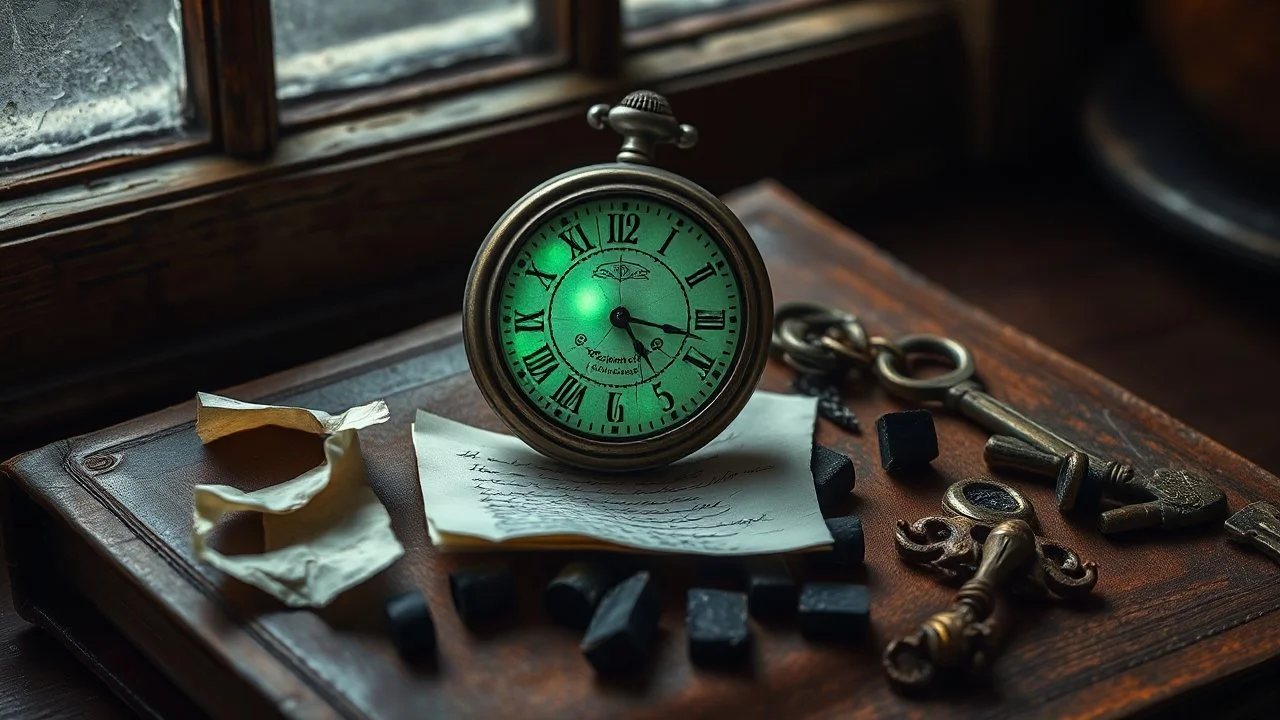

left=195, top=392, right=389, bottom=443
left=192, top=393, right=403, bottom=607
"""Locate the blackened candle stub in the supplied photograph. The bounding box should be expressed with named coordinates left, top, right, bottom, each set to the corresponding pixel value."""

left=449, top=563, right=516, bottom=625
left=545, top=561, right=617, bottom=630
left=687, top=589, right=752, bottom=666
left=385, top=591, right=436, bottom=661
left=811, top=444, right=856, bottom=513
left=580, top=571, right=661, bottom=673
left=743, top=556, right=797, bottom=619
left=876, top=410, right=939, bottom=473
left=799, top=582, right=870, bottom=641
left=805, top=516, right=865, bottom=570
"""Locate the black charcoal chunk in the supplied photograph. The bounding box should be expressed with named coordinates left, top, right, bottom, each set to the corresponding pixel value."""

left=545, top=561, right=617, bottom=630
left=876, top=410, right=939, bottom=473
left=580, top=571, right=661, bottom=673
left=811, top=445, right=856, bottom=512
left=449, top=563, right=516, bottom=625
left=743, top=556, right=796, bottom=619
left=687, top=589, right=752, bottom=666
left=799, top=583, right=870, bottom=641
left=805, top=516, right=865, bottom=570
left=385, top=591, right=436, bottom=660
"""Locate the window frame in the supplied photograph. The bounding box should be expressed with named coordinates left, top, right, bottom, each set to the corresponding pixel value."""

left=0, top=0, right=957, bottom=455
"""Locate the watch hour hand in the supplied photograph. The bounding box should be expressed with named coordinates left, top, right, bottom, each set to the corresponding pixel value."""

left=620, top=321, right=658, bottom=375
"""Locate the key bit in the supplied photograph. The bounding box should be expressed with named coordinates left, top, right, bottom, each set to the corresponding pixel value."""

left=1225, top=501, right=1280, bottom=565
left=984, top=435, right=1228, bottom=534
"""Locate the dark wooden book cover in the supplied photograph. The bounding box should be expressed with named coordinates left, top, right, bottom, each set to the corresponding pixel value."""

left=4, top=182, right=1280, bottom=719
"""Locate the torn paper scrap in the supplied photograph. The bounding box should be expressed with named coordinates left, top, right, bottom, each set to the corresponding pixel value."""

left=193, top=429, right=404, bottom=607
left=196, top=391, right=389, bottom=443
left=412, top=391, right=833, bottom=555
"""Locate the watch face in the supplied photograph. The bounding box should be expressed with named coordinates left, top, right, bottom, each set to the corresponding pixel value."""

left=497, top=193, right=744, bottom=440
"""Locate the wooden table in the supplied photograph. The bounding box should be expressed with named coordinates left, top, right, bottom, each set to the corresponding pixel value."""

left=4, top=175, right=1280, bottom=718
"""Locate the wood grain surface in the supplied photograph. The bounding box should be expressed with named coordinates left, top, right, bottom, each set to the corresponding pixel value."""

left=5, top=181, right=1280, bottom=718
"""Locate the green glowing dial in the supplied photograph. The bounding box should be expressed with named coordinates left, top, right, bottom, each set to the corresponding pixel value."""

left=498, top=194, right=743, bottom=439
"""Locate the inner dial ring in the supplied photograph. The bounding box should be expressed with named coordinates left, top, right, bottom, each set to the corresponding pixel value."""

left=496, top=192, right=744, bottom=441
left=547, top=247, right=691, bottom=389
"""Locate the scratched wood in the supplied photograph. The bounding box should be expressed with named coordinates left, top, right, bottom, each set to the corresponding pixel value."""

left=4, top=182, right=1280, bottom=719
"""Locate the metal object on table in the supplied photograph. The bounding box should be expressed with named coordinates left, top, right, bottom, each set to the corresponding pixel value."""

left=1225, top=501, right=1280, bottom=566
left=943, top=478, right=1040, bottom=531
left=884, top=517, right=1097, bottom=691
left=985, top=435, right=1229, bottom=534
left=770, top=302, right=1229, bottom=533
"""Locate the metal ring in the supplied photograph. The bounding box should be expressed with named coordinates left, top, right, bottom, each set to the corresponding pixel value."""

left=872, top=333, right=977, bottom=403
left=943, top=478, right=1040, bottom=531
left=771, top=302, right=870, bottom=374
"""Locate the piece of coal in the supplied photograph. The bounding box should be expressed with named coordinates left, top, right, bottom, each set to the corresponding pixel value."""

left=449, top=563, right=516, bottom=625
left=799, top=582, right=870, bottom=641
left=545, top=561, right=617, bottom=630
left=876, top=410, right=939, bottom=473
left=805, top=516, right=865, bottom=570
left=385, top=591, right=436, bottom=660
left=811, top=445, right=856, bottom=512
left=580, top=571, right=661, bottom=673
left=743, top=556, right=796, bottom=619
left=687, top=589, right=752, bottom=666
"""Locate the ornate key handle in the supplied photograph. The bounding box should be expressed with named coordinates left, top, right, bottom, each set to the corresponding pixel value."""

left=885, top=517, right=1097, bottom=692
left=894, top=515, right=1098, bottom=599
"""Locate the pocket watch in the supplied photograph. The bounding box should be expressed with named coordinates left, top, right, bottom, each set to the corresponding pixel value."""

left=463, top=90, right=772, bottom=471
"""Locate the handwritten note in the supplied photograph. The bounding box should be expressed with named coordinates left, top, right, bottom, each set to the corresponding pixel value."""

left=412, top=391, right=833, bottom=555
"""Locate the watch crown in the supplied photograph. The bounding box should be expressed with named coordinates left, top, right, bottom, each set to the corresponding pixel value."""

left=587, top=90, right=698, bottom=166
left=618, top=90, right=673, bottom=116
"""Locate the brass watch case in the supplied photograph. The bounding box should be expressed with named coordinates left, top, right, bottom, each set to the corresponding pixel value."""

left=463, top=163, right=772, bottom=471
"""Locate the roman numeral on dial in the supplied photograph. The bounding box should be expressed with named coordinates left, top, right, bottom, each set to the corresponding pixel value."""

left=607, top=213, right=639, bottom=244
left=693, top=309, right=725, bottom=330
left=524, top=261, right=557, bottom=291
left=558, top=224, right=595, bottom=259
left=606, top=391, right=625, bottom=422
left=521, top=344, right=560, bottom=384
left=684, top=261, right=717, bottom=288
left=658, top=227, right=678, bottom=255
left=513, top=308, right=545, bottom=332
left=551, top=376, right=587, bottom=414
left=682, top=347, right=716, bottom=379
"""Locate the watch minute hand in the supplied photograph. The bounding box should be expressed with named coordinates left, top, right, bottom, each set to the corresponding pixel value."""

left=627, top=315, right=704, bottom=340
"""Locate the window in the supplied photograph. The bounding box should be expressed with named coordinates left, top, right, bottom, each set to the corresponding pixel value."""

left=0, top=0, right=953, bottom=448
left=624, top=0, right=788, bottom=31
left=272, top=0, right=556, bottom=103
left=623, top=0, right=827, bottom=46
left=0, top=0, right=190, bottom=169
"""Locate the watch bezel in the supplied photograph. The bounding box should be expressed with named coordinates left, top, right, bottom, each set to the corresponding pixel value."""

left=463, top=163, right=772, bottom=471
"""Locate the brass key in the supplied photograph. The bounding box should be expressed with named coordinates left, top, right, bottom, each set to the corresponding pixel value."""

left=770, top=303, right=1229, bottom=534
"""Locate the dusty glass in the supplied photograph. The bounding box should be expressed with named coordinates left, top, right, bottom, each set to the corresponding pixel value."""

left=623, top=0, right=787, bottom=31
left=0, top=0, right=188, bottom=167
left=272, top=0, right=544, bottom=101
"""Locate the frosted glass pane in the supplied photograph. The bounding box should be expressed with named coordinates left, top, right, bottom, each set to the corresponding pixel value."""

left=272, top=0, right=542, bottom=101
left=624, top=0, right=785, bottom=31
left=0, top=0, right=187, bottom=166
